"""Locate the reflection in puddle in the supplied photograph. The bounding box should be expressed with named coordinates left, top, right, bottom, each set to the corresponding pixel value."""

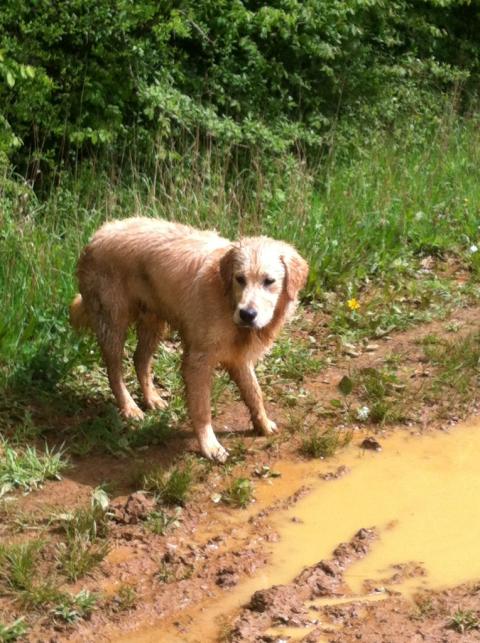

left=114, top=419, right=480, bottom=642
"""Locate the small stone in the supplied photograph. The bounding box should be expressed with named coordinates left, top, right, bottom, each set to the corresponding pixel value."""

left=360, top=437, right=382, bottom=451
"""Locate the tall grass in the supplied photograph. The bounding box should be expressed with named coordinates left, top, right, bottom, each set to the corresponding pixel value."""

left=1, top=115, right=479, bottom=389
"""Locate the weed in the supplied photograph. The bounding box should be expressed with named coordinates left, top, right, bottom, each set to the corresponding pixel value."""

left=110, top=585, right=137, bottom=612
left=0, top=618, right=28, bottom=642
left=449, top=609, right=479, bottom=633
left=72, top=408, right=174, bottom=457
left=56, top=489, right=110, bottom=581
left=145, top=508, right=182, bottom=536
left=0, top=540, right=43, bottom=592
left=300, top=427, right=352, bottom=459
left=262, top=335, right=323, bottom=384
left=222, top=478, right=254, bottom=509
left=51, top=590, right=98, bottom=623
left=0, top=441, right=68, bottom=497
left=57, top=537, right=110, bottom=582
left=412, top=593, right=436, bottom=619
left=157, top=557, right=194, bottom=584
left=423, top=332, right=480, bottom=407
left=0, top=540, right=63, bottom=608
left=142, top=465, right=192, bottom=506
left=355, top=367, right=407, bottom=424
left=227, top=439, right=249, bottom=464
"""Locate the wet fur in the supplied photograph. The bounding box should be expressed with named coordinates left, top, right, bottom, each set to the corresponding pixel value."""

left=70, top=217, right=308, bottom=461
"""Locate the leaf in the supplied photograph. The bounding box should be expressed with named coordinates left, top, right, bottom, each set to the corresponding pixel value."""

left=338, top=375, right=353, bottom=396
left=330, top=398, right=343, bottom=408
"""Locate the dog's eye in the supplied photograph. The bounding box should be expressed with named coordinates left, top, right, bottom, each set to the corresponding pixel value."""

left=235, top=275, right=246, bottom=286
left=263, top=277, right=276, bottom=287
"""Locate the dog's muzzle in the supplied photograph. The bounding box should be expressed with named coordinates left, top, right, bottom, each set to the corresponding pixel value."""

left=238, top=307, right=257, bottom=326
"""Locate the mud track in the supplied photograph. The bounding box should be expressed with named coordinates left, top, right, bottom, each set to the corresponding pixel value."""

left=4, top=302, right=480, bottom=642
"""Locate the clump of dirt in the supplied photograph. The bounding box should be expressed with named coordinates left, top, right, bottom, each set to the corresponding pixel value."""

left=110, top=492, right=156, bottom=524
left=229, top=528, right=377, bottom=641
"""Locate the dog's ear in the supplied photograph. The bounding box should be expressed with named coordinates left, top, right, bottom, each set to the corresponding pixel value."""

left=280, top=244, right=309, bottom=301
left=219, top=245, right=236, bottom=292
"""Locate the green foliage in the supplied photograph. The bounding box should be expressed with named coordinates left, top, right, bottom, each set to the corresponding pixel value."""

left=145, top=508, right=182, bottom=536
left=449, top=609, right=479, bottom=633
left=0, top=540, right=64, bottom=609
left=222, top=477, right=254, bottom=509
left=0, top=441, right=68, bottom=497
left=300, top=428, right=351, bottom=459
left=0, top=618, right=27, bottom=642
left=142, top=466, right=192, bottom=506
left=51, top=590, right=98, bottom=624
left=56, top=489, right=110, bottom=581
left=1, top=0, right=479, bottom=173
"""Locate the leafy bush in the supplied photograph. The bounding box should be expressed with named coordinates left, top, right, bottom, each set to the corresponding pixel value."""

left=1, top=0, right=479, bottom=175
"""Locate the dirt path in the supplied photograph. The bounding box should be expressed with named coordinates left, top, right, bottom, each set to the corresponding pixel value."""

left=3, top=301, right=480, bottom=642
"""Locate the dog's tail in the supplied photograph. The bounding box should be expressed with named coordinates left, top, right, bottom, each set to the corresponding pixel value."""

left=69, top=294, right=91, bottom=332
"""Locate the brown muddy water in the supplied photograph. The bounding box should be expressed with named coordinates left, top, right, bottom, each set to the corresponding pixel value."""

left=114, top=419, right=480, bottom=642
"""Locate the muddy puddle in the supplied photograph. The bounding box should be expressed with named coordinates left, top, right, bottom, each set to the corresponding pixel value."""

left=114, top=419, right=480, bottom=642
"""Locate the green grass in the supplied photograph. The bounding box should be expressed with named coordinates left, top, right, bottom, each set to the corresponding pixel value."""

left=56, top=489, right=110, bottom=581
left=110, top=585, right=138, bottom=613
left=0, top=441, right=68, bottom=497
left=422, top=331, right=480, bottom=413
left=448, top=609, right=479, bottom=633
left=0, top=540, right=63, bottom=609
left=145, top=508, right=182, bottom=536
left=0, top=618, right=28, bottom=642
left=261, top=335, right=324, bottom=384
left=51, top=590, right=98, bottom=624
left=142, top=465, right=193, bottom=506
left=222, top=477, right=254, bottom=509
left=1, top=116, right=480, bottom=390
left=300, top=427, right=352, bottom=459
left=0, top=114, right=479, bottom=464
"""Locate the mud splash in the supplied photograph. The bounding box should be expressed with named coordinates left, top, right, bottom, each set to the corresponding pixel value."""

left=114, top=418, right=480, bottom=642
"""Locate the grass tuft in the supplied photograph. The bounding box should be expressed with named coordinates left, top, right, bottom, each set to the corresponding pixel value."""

left=448, top=609, right=479, bottom=633
left=145, top=508, right=182, bottom=536
left=222, top=478, right=254, bottom=509
left=110, top=585, right=138, bottom=613
left=0, top=618, right=28, bottom=642
left=142, top=465, right=192, bottom=506
left=56, top=489, right=110, bottom=581
left=0, top=441, right=68, bottom=497
left=300, top=427, right=352, bottom=459
left=51, top=590, right=98, bottom=623
left=0, top=540, right=63, bottom=609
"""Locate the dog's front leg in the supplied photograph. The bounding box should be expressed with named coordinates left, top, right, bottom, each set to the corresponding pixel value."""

left=182, top=351, right=229, bottom=463
left=228, top=363, right=278, bottom=436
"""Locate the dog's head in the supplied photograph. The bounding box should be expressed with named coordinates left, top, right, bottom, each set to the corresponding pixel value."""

left=220, top=237, right=308, bottom=329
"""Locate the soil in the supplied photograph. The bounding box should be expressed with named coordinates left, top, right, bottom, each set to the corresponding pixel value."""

left=3, top=297, right=480, bottom=643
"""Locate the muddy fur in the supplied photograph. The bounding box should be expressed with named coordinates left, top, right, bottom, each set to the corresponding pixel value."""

left=70, top=217, right=308, bottom=461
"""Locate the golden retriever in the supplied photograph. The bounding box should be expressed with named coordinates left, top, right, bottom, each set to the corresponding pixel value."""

left=70, top=218, right=308, bottom=461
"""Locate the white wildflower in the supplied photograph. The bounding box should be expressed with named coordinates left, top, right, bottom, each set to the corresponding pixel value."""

left=469, top=244, right=478, bottom=254
left=356, top=406, right=370, bottom=421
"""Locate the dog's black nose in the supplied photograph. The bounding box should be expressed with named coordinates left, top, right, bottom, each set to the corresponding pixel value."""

left=239, top=308, right=257, bottom=324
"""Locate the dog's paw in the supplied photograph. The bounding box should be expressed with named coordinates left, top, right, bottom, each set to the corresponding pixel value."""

left=198, top=427, right=229, bottom=463
left=254, top=418, right=278, bottom=435
left=263, top=418, right=278, bottom=435
left=204, top=443, right=229, bottom=463
left=144, top=391, right=168, bottom=411
left=121, top=403, right=145, bottom=421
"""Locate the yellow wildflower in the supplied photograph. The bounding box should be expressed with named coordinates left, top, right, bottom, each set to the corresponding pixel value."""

left=347, top=298, right=360, bottom=311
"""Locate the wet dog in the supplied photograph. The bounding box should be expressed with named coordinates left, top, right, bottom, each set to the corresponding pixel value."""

left=70, top=218, right=308, bottom=461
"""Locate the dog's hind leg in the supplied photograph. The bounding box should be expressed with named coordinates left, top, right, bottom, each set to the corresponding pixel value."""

left=134, top=313, right=167, bottom=411
left=88, top=297, right=144, bottom=420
